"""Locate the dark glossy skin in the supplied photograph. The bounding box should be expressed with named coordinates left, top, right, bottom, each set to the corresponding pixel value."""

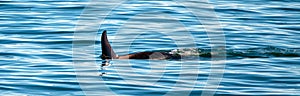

left=100, top=30, right=173, bottom=60
left=118, top=52, right=171, bottom=59
left=101, top=30, right=117, bottom=59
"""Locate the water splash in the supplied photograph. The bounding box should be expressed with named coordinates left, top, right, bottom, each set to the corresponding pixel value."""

left=168, top=46, right=300, bottom=59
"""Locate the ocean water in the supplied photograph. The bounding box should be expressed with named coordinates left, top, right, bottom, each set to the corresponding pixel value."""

left=1, top=0, right=300, bottom=96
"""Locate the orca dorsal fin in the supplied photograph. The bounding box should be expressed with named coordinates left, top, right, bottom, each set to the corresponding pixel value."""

left=101, top=30, right=117, bottom=59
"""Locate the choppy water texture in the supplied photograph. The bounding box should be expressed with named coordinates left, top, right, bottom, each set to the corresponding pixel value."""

left=1, top=0, right=300, bottom=96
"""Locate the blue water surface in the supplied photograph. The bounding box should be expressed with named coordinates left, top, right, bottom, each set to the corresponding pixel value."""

left=1, top=0, right=300, bottom=96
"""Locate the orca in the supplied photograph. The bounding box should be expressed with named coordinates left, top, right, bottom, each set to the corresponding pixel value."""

left=101, top=30, right=173, bottom=60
